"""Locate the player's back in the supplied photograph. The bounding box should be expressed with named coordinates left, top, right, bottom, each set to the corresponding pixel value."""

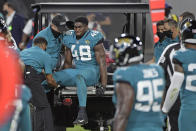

left=173, top=48, right=196, bottom=110
left=113, top=64, right=165, bottom=131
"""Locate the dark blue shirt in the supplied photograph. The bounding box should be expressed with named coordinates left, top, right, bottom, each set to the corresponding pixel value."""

left=9, top=13, right=25, bottom=45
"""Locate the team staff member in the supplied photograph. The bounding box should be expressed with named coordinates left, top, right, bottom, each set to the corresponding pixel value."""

left=34, top=15, right=67, bottom=69
left=148, top=19, right=179, bottom=64
left=154, top=20, right=166, bottom=63
left=164, top=19, right=179, bottom=44
left=147, top=20, right=166, bottom=64
left=20, top=37, right=58, bottom=131
left=2, top=2, right=25, bottom=46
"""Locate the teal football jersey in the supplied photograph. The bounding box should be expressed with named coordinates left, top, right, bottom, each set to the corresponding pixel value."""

left=173, top=48, right=196, bottom=131
left=0, top=85, right=32, bottom=131
left=173, top=48, right=196, bottom=110
left=113, top=64, right=165, bottom=131
left=63, top=30, right=104, bottom=68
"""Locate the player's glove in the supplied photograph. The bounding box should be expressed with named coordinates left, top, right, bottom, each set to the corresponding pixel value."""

left=54, top=84, right=64, bottom=95
left=96, top=84, right=106, bottom=97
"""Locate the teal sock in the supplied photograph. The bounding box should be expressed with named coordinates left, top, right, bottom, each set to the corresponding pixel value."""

left=75, top=75, right=87, bottom=107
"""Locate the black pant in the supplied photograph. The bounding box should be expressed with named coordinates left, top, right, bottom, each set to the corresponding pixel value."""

left=24, top=65, right=54, bottom=131
left=167, top=97, right=180, bottom=131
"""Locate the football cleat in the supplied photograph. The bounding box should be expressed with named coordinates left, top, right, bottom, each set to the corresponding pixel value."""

left=73, top=111, right=88, bottom=125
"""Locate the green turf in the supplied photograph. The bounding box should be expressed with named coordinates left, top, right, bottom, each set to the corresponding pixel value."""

left=66, top=125, right=111, bottom=131
left=66, top=125, right=90, bottom=131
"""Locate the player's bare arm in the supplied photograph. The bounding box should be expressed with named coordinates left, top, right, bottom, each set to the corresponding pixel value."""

left=64, top=46, right=73, bottom=69
left=174, top=63, right=184, bottom=73
left=94, top=43, right=107, bottom=87
left=46, top=74, right=58, bottom=88
left=113, top=82, right=134, bottom=131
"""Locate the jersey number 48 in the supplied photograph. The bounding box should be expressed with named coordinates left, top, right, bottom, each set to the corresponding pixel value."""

left=71, top=45, right=92, bottom=61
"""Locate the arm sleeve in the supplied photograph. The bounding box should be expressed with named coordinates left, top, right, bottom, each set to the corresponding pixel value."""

left=43, top=54, right=53, bottom=74
left=172, top=50, right=183, bottom=66
left=173, top=58, right=183, bottom=66
left=63, top=35, right=70, bottom=48
left=23, top=19, right=33, bottom=35
left=162, top=71, right=184, bottom=113
left=91, top=31, right=104, bottom=47
left=112, top=70, right=132, bottom=106
left=113, top=69, right=133, bottom=87
left=63, top=30, right=74, bottom=48
left=19, top=105, right=32, bottom=131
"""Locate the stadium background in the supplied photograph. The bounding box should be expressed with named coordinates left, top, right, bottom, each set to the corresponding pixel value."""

left=0, top=0, right=196, bottom=61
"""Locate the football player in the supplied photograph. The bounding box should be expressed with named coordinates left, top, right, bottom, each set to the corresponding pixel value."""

left=162, top=20, right=196, bottom=131
left=43, top=16, right=107, bottom=125
left=112, top=34, right=165, bottom=131
left=0, top=85, right=32, bottom=131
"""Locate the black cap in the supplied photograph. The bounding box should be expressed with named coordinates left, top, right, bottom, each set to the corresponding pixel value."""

left=52, top=15, right=67, bottom=32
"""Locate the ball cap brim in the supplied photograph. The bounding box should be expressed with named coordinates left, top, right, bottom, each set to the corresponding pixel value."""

left=52, top=15, right=67, bottom=32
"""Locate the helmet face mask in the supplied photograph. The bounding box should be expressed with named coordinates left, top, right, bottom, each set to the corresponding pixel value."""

left=111, top=33, right=143, bottom=66
left=179, top=17, right=193, bottom=34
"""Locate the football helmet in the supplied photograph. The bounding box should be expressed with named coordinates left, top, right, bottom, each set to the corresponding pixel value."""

left=179, top=11, right=195, bottom=34
left=182, top=20, right=196, bottom=44
left=0, top=17, right=7, bottom=33
left=111, top=33, right=143, bottom=66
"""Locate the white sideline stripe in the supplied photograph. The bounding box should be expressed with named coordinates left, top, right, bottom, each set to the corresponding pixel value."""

left=151, top=9, right=165, bottom=13
left=65, top=85, right=114, bottom=90
left=152, top=22, right=157, bottom=25
left=61, top=91, right=114, bottom=95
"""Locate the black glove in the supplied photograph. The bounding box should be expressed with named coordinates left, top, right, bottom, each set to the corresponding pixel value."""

left=54, top=84, right=63, bottom=95
left=96, top=84, right=106, bottom=97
